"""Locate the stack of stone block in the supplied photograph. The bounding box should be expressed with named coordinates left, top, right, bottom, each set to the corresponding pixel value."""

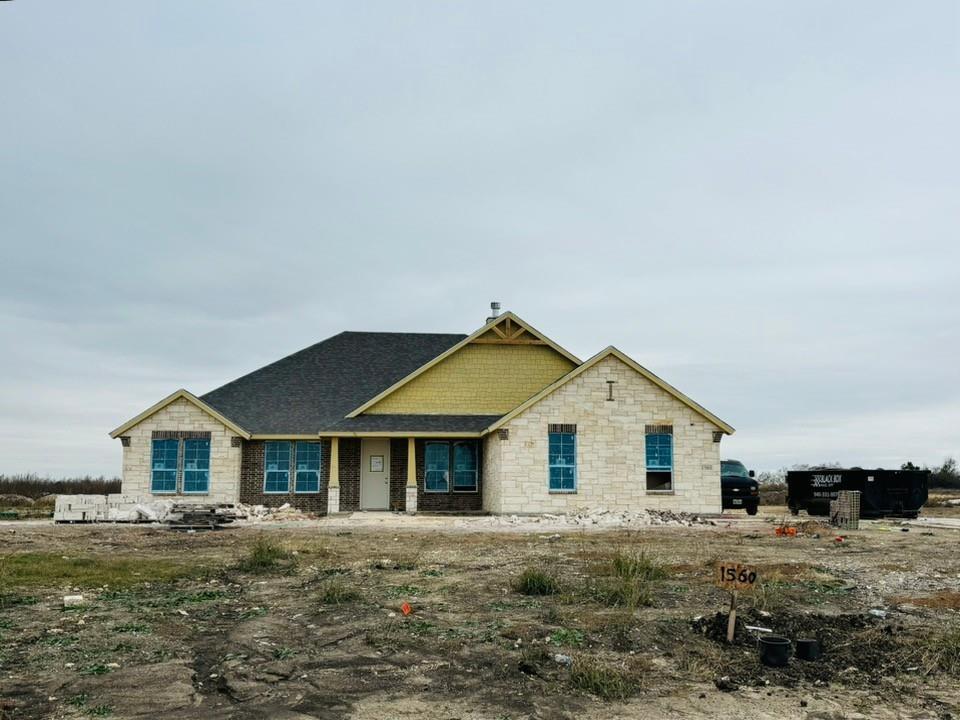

left=830, top=490, right=861, bottom=531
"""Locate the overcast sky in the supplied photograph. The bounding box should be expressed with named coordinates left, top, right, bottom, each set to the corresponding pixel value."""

left=1, top=2, right=957, bottom=477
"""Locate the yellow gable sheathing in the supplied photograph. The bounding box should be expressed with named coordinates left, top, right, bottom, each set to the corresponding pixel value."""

left=364, top=343, right=577, bottom=415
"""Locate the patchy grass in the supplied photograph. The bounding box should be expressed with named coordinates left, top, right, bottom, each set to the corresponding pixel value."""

left=611, top=550, right=666, bottom=582
left=589, top=576, right=654, bottom=609
left=235, top=537, right=293, bottom=573
left=319, top=580, right=362, bottom=605
left=906, top=624, right=960, bottom=675
left=0, top=592, right=39, bottom=609
left=0, top=553, right=197, bottom=589
left=372, top=553, right=419, bottom=571
left=513, top=567, right=560, bottom=596
left=549, top=628, right=585, bottom=647
left=892, top=591, right=960, bottom=610
left=273, top=646, right=295, bottom=660
left=569, top=658, right=640, bottom=700
left=81, top=664, right=113, bottom=676
left=113, top=622, right=151, bottom=634
left=384, top=584, right=423, bottom=599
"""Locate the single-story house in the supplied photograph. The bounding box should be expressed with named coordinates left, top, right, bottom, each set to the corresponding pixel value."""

left=109, top=308, right=734, bottom=515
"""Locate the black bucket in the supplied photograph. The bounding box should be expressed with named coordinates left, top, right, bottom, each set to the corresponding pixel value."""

left=759, top=635, right=792, bottom=667
left=795, top=638, right=821, bottom=661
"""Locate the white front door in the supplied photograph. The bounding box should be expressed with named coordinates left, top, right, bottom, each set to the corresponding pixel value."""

left=360, top=438, right=391, bottom=510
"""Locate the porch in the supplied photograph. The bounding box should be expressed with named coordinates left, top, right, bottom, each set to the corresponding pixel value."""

left=237, top=436, right=484, bottom=515
left=327, top=437, right=484, bottom=514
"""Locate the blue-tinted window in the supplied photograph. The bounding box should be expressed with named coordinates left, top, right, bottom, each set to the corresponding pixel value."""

left=425, top=442, right=449, bottom=492
left=548, top=432, right=576, bottom=492
left=151, top=439, right=179, bottom=494
left=453, top=442, right=478, bottom=492
left=645, top=434, right=673, bottom=470
left=182, top=438, right=210, bottom=494
left=264, top=441, right=291, bottom=493
left=295, top=442, right=321, bottom=493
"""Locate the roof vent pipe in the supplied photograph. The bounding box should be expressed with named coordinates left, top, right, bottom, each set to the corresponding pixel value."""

left=486, top=301, right=501, bottom=323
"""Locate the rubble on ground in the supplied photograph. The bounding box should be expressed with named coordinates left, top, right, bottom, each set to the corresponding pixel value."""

left=235, top=502, right=313, bottom=522
left=0, top=494, right=35, bottom=507
left=479, top=507, right=714, bottom=528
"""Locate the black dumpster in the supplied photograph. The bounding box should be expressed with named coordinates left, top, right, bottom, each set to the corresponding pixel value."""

left=786, top=468, right=928, bottom=519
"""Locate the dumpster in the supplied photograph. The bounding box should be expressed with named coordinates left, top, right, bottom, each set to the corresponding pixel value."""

left=786, top=468, right=928, bottom=519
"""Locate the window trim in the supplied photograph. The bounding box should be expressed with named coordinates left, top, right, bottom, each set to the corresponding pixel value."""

left=263, top=440, right=292, bottom=494
left=293, top=441, right=321, bottom=494
left=151, top=438, right=180, bottom=495
left=645, top=432, right=674, bottom=492
left=424, top=441, right=451, bottom=493
left=452, top=441, right=479, bottom=494
left=181, top=437, right=211, bottom=495
left=547, top=430, right=577, bottom=494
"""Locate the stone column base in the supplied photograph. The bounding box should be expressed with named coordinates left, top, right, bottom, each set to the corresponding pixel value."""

left=405, top=486, right=417, bottom=514
left=327, top=486, right=340, bottom=514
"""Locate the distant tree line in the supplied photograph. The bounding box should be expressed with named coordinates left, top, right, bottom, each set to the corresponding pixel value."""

left=757, top=458, right=959, bottom=490
left=901, top=458, right=959, bottom=490
left=0, top=473, right=121, bottom=499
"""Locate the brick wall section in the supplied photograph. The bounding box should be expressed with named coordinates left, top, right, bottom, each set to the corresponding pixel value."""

left=119, top=397, right=241, bottom=504
left=239, top=439, right=330, bottom=514
left=389, top=439, right=408, bottom=511
left=338, top=439, right=361, bottom=512
left=415, top=438, right=484, bottom=512
left=482, top=355, right=722, bottom=515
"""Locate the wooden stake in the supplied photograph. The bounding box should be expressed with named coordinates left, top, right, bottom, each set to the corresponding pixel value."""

left=726, top=590, right=738, bottom=644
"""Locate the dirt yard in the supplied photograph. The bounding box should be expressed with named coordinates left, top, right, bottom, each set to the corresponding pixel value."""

left=1, top=510, right=959, bottom=720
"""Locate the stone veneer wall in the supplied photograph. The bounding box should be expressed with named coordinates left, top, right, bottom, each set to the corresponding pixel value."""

left=239, top=439, right=331, bottom=514
left=119, top=397, right=241, bottom=504
left=482, top=355, right=723, bottom=515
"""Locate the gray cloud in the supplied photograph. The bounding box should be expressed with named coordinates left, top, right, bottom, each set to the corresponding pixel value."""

left=1, top=1, right=957, bottom=476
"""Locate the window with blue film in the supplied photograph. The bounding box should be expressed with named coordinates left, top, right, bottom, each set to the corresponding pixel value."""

left=548, top=432, right=576, bottom=492
left=182, top=438, right=210, bottom=494
left=453, top=442, right=478, bottom=492
left=264, top=441, right=291, bottom=493
left=645, top=434, right=673, bottom=470
left=151, top=439, right=179, bottom=494
left=295, top=442, right=321, bottom=493
left=424, top=442, right=449, bottom=492
left=645, top=432, right=673, bottom=491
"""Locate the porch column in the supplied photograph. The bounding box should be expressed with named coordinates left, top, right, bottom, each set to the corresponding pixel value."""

left=327, top=437, right=340, bottom=513
left=405, top=437, right=417, bottom=514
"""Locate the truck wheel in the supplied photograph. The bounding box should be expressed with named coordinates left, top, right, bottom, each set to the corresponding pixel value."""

left=747, top=506, right=758, bottom=516
left=788, top=504, right=800, bottom=516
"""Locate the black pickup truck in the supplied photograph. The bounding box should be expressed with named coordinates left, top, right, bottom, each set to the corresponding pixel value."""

left=721, top=459, right=759, bottom=515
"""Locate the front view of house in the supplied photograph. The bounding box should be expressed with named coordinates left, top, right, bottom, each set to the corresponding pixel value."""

left=110, top=309, right=734, bottom=515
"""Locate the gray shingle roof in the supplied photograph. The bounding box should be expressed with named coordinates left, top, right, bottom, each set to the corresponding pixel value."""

left=325, top=414, right=501, bottom=434
left=200, top=331, right=467, bottom=434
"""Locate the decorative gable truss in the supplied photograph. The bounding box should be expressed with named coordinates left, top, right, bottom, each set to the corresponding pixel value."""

left=346, top=312, right=581, bottom=417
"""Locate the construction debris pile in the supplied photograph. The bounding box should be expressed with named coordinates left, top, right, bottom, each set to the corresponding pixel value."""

left=54, top=495, right=240, bottom=528
left=479, top=507, right=715, bottom=528
left=234, top=503, right=312, bottom=522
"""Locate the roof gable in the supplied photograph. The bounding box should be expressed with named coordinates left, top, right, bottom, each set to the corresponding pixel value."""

left=109, top=389, right=251, bottom=439
left=484, top=346, right=735, bottom=435
left=346, top=312, right=581, bottom=417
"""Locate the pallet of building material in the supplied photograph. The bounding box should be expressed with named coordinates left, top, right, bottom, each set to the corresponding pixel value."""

left=166, top=504, right=236, bottom=531
left=830, top=490, right=861, bottom=531
left=54, top=494, right=109, bottom=523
